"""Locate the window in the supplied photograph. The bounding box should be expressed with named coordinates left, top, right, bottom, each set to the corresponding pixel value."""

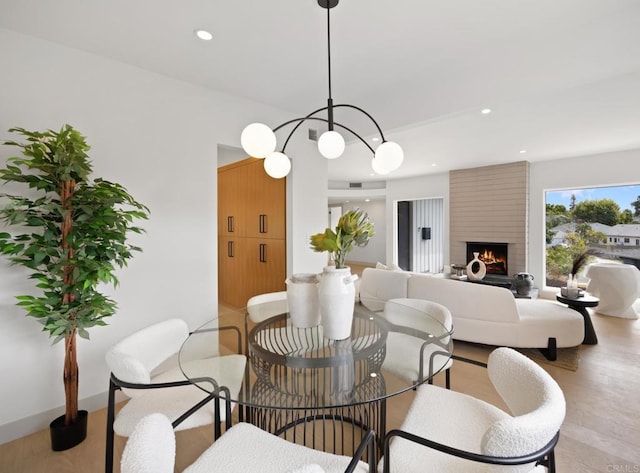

left=545, top=184, right=640, bottom=287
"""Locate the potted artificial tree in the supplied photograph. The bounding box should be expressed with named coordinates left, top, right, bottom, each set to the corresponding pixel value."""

left=0, top=125, right=149, bottom=450
left=310, top=208, right=374, bottom=339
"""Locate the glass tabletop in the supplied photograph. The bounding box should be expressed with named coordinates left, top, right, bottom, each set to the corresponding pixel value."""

left=179, top=297, right=453, bottom=411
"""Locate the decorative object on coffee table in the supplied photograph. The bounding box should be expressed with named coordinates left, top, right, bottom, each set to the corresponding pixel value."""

left=466, top=252, right=486, bottom=281
left=513, top=272, right=534, bottom=296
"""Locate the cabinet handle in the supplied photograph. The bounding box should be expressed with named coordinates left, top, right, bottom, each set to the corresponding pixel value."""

left=259, top=214, right=267, bottom=233
left=227, top=216, right=234, bottom=233
left=259, top=243, right=267, bottom=263
left=228, top=241, right=234, bottom=257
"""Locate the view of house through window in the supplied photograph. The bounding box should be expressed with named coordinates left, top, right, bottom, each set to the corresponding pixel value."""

left=545, top=184, right=640, bottom=287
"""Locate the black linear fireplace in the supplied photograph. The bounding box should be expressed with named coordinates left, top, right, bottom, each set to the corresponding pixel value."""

left=466, top=242, right=508, bottom=276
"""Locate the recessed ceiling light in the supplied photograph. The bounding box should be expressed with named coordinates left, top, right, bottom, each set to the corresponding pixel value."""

left=481, top=108, right=492, bottom=115
left=519, top=149, right=527, bottom=154
left=372, top=137, right=380, bottom=142
left=431, top=163, right=438, bottom=167
left=194, top=29, right=213, bottom=41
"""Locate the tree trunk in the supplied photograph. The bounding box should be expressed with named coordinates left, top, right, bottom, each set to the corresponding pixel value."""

left=61, top=179, right=78, bottom=426
left=63, top=331, right=79, bottom=426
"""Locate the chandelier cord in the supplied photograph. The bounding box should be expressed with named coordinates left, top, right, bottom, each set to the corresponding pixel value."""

left=327, top=4, right=332, bottom=101
left=326, top=5, right=335, bottom=132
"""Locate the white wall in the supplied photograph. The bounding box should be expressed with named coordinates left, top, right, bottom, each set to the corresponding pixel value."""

left=0, top=28, right=328, bottom=442
left=287, top=138, right=330, bottom=275
left=341, top=200, right=386, bottom=265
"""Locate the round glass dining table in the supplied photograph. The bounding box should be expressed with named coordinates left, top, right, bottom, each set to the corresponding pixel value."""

left=179, top=297, right=453, bottom=457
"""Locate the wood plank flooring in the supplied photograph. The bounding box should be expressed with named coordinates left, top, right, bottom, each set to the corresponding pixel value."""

left=1, top=304, right=638, bottom=472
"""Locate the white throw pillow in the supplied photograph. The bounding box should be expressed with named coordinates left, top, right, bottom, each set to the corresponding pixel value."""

left=376, top=262, right=403, bottom=272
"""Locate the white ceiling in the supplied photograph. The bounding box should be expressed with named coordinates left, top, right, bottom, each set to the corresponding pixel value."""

left=2, top=0, right=640, bottom=182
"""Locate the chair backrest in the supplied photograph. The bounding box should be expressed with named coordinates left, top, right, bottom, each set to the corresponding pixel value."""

left=121, top=413, right=175, bottom=473
left=105, top=319, right=189, bottom=397
left=247, top=291, right=288, bottom=323
left=482, top=347, right=566, bottom=457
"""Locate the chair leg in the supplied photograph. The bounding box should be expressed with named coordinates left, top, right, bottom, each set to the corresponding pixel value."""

left=445, top=368, right=451, bottom=390
left=548, top=449, right=556, bottom=473
left=105, top=378, right=118, bottom=473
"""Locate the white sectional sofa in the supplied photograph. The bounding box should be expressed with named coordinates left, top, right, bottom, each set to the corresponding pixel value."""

left=358, top=268, right=585, bottom=359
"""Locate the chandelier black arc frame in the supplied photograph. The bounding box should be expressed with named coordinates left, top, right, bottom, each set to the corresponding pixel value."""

left=240, top=0, right=403, bottom=179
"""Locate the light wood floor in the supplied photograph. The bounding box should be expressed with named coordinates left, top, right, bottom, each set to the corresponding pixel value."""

left=1, top=305, right=639, bottom=472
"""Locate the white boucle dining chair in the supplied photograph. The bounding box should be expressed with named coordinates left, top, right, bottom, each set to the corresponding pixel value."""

left=105, top=318, right=246, bottom=473
left=245, top=291, right=289, bottom=352
left=120, top=413, right=375, bottom=473
left=381, top=298, right=454, bottom=388
left=381, top=347, right=565, bottom=473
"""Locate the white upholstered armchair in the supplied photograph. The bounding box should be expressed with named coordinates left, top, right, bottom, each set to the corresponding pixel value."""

left=381, top=347, right=565, bottom=473
left=121, top=414, right=375, bottom=473
left=105, top=318, right=246, bottom=473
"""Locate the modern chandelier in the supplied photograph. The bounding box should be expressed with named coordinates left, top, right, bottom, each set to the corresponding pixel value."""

left=240, top=0, right=403, bottom=179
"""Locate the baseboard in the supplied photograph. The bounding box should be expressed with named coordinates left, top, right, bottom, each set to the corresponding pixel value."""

left=0, top=390, right=125, bottom=445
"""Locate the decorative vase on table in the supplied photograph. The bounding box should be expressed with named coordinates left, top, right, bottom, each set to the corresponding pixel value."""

left=309, top=209, right=374, bottom=339
left=285, top=273, right=321, bottom=328
left=318, top=266, right=358, bottom=340
left=466, top=252, right=487, bottom=281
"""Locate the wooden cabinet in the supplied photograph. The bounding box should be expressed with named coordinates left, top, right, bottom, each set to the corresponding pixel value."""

left=218, top=158, right=286, bottom=307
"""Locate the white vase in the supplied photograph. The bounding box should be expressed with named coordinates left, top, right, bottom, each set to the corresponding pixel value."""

left=318, top=266, right=358, bottom=340
left=285, top=273, right=321, bottom=328
left=466, top=252, right=487, bottom=281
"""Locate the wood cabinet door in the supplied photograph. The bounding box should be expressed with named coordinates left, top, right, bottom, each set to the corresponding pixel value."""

left=217, top=236, right=248, bottom=307
left=245, top=160, right=286, bottom=239
left=218, top=162, right=248, bottom=236
left=244, top=238, right=287, bottom=301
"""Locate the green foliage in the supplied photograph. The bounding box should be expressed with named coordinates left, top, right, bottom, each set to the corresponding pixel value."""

left=572, top=198, right=620, bottom=226
left=310, top=208, right=374, bottom=269
left=575, top=223, right=607, bottom=245
left=545, top=203, right=567, bottom=215
left=619, top=209, right=634, bottom=224
left=631, top=195, right=640, bottom=218
left=0, top=125, right=149, bottom=343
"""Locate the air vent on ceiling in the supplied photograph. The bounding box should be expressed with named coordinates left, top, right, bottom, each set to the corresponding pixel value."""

left=349, top=182, right=363, bottom=188
left=308, top=128, right=318, bottom=141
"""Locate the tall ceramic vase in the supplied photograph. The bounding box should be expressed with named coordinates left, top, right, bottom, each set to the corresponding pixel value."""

left=318, top=266, right=358, bottom=340
left=466, top=252, right=487, bottom=281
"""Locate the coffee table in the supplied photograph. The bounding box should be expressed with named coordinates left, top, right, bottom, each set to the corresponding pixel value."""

left=555, top=294, right=599, bottom=345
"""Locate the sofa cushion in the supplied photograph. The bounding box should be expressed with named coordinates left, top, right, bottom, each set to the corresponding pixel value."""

left=359, top=268, right=410, bottom=311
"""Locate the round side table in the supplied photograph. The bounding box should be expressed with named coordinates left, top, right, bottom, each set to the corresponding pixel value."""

left=556, top=294, right=599, bottom=345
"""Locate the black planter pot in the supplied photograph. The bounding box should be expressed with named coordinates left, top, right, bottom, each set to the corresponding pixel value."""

left=49, top=410, right=88, bottom=451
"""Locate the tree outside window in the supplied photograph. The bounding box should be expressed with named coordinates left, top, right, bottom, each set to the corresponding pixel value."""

left=545, top=185, right=640, bottom=287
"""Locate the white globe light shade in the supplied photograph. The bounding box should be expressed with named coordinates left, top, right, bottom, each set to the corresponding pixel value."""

left=241, top=123, right=277, bottom=158
left=263, top=152, right=291, bottom=179
left=317, top=131, right=345, bottom=159
left=371, top=156, right=391, bottom=175
left=374, top=141, right=404, bottom=173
